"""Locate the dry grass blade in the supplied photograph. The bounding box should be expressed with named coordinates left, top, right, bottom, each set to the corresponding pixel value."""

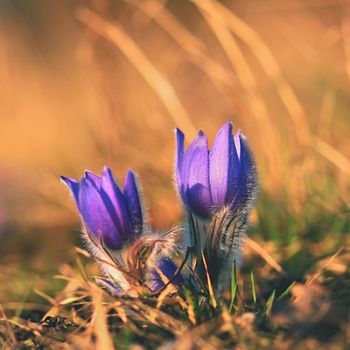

left=113, top=302, right=127, bottom=324
left=341, top=7, right=350, bottom=81
left=201, top=252, right=217, bottom=309
left=192, top=0, right=350, bottom=176
left=59, top=295, right=89, bottom=306
left=123, top=0, right=235, bottom=90
left=196, top=5, right=283, bottom=189
left=312, top=137, right=350, bottom=176
left=33, top=289, right=56, bottom=305
left=191, top=0, right=311, bottom=146
left=123, top=299, right=187, bottom=336
left=245, top=237, right=284, bottom=274
left=156, top=284, right=177, bottom=309
left=76, top=247, right=92, bottom=258
left=183, top=289, right=197, bottom=325
left=0, top=305, right=16, bottom=345
left=149, top=257, right=171, bottom=287
left=0, top=318, right=42, bottom=340
left=90, top=287, right=115, bottom=350
left=75, top=5, right=197, bottom=139
left=306, top=246, right=344, bottom=286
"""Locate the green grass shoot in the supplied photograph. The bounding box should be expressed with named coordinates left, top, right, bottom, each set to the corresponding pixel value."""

left=250, top=270, right=257, bottom=307
left=229, top=259, right=238, bottom=313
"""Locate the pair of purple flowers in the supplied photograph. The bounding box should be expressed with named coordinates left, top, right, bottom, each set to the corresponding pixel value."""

left=61, top=122, right=257, bottom=296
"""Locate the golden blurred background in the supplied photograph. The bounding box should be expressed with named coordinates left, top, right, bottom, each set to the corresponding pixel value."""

left=0, top=0, right=349, bottom=285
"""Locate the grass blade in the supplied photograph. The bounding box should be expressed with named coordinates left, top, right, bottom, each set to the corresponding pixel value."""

left=201, top=252, right=217, bottom=309
left=277, top=281, right=296, bottom=301
left=229, top=260, right=238, bottom=313
left=250, top=270, right=257, bottom=307
left=263, top=289, right=276, bottom=318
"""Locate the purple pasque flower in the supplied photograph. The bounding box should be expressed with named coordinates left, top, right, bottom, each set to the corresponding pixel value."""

left=96, top=255, right=184, bottom=296
left=147, top=257, right=184, bottom=293
left=176, top=122, right=256, bottom=219
left=61, top=167, right=143, bottom=250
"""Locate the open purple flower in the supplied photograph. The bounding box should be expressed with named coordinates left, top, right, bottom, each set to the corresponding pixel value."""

left=176, top=122, right=256, bottom=219
left=61, top=167, right=143, bottom=250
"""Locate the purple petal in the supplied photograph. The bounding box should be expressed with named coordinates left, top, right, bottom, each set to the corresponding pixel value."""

left=100, top=167, right=131, bottom=244
left=84, top=170, right=102, bottom=187
left=60, top=176, right=80, bottom=203
left=123, top=170, right=143, bottom=238
left=182, top=131, right=212, bottom=218
left=209, top=122, right=239, bottom=209
left=231, top=135, right=257, bottom=211
left=175, top=128, right=185, bottom=198
left=79, top=177, right=123, bottom=250
left=149, top=257, right=183, bottom=292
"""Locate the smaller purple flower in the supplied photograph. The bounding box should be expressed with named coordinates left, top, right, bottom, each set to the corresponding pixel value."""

left=175, top=122, right=256, bottom=219
left=148, top=257, right=184, bottom=293
left=61, top=167, right=143, bottom=250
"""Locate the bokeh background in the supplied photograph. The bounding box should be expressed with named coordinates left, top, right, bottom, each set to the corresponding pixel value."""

left=0, top=0, right=349, bottom=305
